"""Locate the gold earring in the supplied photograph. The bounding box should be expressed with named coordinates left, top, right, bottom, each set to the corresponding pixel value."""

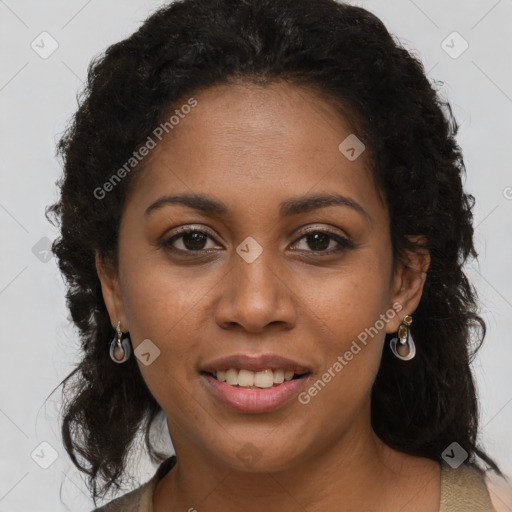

left=390, top=314, right=415, bottom=361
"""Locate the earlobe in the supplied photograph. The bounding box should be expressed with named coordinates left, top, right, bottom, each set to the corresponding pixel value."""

left=95, top=251, right=128, bottom=330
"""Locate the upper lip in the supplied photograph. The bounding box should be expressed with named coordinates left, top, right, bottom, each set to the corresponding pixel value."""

left=201, top=354, right=311, bottom=374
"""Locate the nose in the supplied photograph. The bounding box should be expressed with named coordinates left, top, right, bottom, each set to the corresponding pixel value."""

left=214, top=247, right=297, bottom=333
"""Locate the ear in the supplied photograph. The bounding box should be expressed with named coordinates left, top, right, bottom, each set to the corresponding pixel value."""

left=95, top=251, right=130, bottom=331
left=386, top=236, right=430, bottom=333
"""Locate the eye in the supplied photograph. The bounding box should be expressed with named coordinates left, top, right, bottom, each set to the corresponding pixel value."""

left=161, top=226, right=355, bottom=256
left=291, top=229, right=354, bottom=255
left=162, top=227, right=220, bottom=253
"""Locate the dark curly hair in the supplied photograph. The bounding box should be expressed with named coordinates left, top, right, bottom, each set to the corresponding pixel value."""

left=46, top=0, right=502, bottom=502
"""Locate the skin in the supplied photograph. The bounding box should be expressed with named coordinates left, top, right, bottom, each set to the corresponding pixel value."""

left=96, top=81, right=437, bottom=511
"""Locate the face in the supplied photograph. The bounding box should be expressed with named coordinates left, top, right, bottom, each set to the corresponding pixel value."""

left=97, top=81, right=427, bottom=472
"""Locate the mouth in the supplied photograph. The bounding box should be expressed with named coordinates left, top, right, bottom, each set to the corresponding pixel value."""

left=200, top=353, right=312, bottom=388
left=200, top=356, right=312, bottom=414
left=199, top=354, right=313, bottom=413
left=201, top=368, right=310, bottom=389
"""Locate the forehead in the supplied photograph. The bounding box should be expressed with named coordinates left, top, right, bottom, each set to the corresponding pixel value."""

left=124, top=81, right=383, bottom=221
left=158, top=81, right=362, bottom=170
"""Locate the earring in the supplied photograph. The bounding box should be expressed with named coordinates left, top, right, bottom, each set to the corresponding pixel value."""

left=390, top=314, right=416, bottom=361
left=109, top=320, right=132, bottom=363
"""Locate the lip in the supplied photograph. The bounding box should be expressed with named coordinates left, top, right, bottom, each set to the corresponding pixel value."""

left=201, top=353, right=311, bottom=374
left=200, top=372, right=311, bottom=413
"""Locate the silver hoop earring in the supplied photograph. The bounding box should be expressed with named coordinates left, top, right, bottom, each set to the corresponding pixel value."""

left=390, top=314, right=416, bottom=361
left=109, top=320, right=132, bottom=363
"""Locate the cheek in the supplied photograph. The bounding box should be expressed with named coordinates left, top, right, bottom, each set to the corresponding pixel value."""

left=297, top=257, right=392, bottom=391
left=297, top=255, right=392, bottom=339
left=298, top=289, right=387, bottom=426
left=120, top=252, right=216, bottom=339
left=118, top=256, right=215, bottom=390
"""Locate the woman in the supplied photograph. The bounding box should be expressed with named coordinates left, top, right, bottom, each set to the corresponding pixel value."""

left=46, top=0, right=502, bottom=510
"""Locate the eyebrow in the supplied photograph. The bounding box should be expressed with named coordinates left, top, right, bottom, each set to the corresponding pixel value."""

left=144, top=192, right=369, bottom=220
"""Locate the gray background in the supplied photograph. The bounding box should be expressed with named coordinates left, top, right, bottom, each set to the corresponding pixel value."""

left=0, top=0, right=511, bottom=510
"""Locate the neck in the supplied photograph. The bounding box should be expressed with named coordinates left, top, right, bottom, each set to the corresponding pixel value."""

left=153, top=401, right=439, bottom=512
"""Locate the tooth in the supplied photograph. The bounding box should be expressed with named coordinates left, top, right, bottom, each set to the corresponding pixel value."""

left=225, top=368, right=238, bottom=386
left=214, top=368, right=301, bottom=387
left=254, top=369, right=274, bottom=388
left=238, top=369, right=255, bottom=387
left=273, top=369, right=284, bottom=384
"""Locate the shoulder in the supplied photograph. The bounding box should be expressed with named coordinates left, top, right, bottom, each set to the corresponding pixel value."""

left=91, top=480, right=153, bottom=512
left=90, top=455, right=177, bottom=512
left=440, top=462, right=496, bottom=512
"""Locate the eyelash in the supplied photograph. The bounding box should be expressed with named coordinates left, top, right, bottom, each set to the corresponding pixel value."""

left=161, top=226, right=355, bottom=257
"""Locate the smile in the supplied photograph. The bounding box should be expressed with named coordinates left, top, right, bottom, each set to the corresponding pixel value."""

left=200, top=370, right=311, bottom=413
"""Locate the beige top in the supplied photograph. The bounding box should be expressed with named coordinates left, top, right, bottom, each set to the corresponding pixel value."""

left=93, top=456, right=497, bottom=511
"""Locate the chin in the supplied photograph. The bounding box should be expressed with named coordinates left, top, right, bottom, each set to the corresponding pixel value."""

left=212, top=436, right=306, bottom=473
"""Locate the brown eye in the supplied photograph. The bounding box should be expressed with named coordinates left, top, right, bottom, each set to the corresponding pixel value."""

left=161, top=226, right=354, bottom=257
left=304, top=232, right=330, bottom=251
left=163, top=228, right=220, bottom=253
left=292, top=229, right=354, bottom=255
left=179, top=231, right=209, bottom=251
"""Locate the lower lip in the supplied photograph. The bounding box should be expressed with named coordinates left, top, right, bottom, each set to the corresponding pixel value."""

left=201, top=372, right=311, bottom=413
